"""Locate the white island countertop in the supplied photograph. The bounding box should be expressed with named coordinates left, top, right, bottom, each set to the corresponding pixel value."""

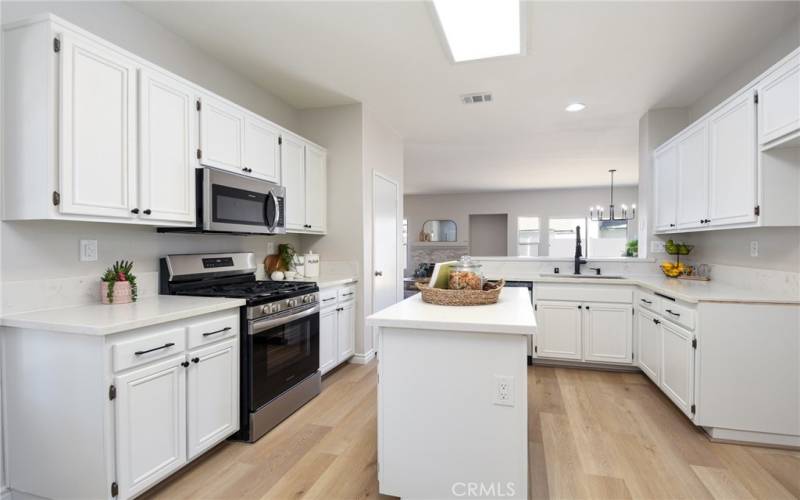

left=0, top=295, right=246, bottom=336
left=367, top=287, right=535, bottom=335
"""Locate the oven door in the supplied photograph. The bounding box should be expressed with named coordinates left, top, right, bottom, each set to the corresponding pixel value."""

left=248, top=304, right=319, bottom=411
left=202, top=168, right=286, bottom=234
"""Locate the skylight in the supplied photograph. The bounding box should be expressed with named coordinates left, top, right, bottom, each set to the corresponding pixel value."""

left=432, top=0, right=522, bottom=63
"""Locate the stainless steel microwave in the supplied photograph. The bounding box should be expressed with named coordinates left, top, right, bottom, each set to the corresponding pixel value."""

left=160, top=168, right=285, bottom=235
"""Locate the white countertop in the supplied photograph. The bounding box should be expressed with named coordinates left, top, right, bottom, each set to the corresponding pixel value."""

left=0, top=295, right=246, bottom=336
left=283, top=274, right=358, bottom=289
left=488, top=273, right=799, bottom=305
left=367, top=287, right=536, bottom=335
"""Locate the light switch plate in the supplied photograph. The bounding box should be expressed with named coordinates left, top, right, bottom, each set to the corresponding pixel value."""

left=80, top=240, right=98, bottom=262
left=750, top=241, right=759, bottom=257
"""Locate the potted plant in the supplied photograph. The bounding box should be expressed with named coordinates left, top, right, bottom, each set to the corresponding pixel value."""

left=101, top=260, right=138, bottom=304
left=278, top=244, right=296, bottom=272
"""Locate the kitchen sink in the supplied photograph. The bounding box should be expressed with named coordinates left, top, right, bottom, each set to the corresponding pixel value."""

left=539, top=274, right=626, bottom=279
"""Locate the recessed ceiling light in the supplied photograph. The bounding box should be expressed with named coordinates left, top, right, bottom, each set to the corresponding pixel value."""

left=565, top=102, right=587, bottom=112
left=432, top=0, right=522, bottom=63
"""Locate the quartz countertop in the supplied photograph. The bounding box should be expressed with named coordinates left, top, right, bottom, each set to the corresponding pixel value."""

left=486, top=273, right=799, bottom=305
left=284, top=274, right=358, bottom=289
left=367, top=287, right=536, bottom=335
left=0, top=295, right=246, bottom=336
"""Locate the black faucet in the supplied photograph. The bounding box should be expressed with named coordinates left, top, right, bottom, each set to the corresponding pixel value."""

left=574, top=225, right=587, bottom=274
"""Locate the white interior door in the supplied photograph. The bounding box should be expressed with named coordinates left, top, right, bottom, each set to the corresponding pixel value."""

left=373, top=173, right=400, bottom=319
left=59, top=32, right=138, bottom=219
left=138, top=68, right=196, bottom=224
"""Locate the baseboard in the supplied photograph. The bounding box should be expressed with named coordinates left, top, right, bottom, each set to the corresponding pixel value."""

left=703, top=426, right=800, bottom=450
left=531, top=358, right=640, bottom=372
left=1, top=487, right=9, bottom=500
left=349, top=350, right=375, bottom=365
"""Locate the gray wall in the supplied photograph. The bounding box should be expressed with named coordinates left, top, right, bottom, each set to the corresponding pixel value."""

left=405, top=186, right=639, bottom=258
left=0, top=1, right=305, bottom=284
left=641, top=16, right=800, bottom=272
left=469, top=214, right=508, bottom=257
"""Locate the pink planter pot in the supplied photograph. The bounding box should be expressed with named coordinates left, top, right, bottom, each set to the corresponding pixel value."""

left=101, top=281, right=134, bottom=305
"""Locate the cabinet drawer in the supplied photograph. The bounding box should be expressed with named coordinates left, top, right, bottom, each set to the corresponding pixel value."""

left=320, top=288, right=338, bottom=308
left=338, top=285, right=356, bottom=302
left=534, top=285, right=632, bottom=304
left=112, top=327, right=186, bottom=372
left=636, top=290, right=661, bottom=312
left=660, top=300, right=696, bottom=330
left=187, top=314, right=238, bottom=349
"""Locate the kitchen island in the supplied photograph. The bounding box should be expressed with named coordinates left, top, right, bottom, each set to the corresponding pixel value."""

left=367, top=288, right=536, bottom=499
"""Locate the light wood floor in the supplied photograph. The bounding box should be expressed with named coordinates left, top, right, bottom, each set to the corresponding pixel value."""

left=144, top=361, right=799, bottom=500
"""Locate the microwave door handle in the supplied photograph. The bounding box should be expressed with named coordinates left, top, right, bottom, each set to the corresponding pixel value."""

left=264, top=191, right=277, bottom=231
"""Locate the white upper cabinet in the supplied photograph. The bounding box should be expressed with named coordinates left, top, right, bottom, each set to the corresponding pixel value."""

left=243, top=115, right=281, bottom=183
left=676, top=122, right=709, bottom=230
left=139, top=68, right=197, bottom=224
left=281, top=134, right=307, bottom=231
left=654, top=144, right=678, bottom=232
left=306, top=145, right=327, bottom=233
left=583, top=303, right=633, bottom=364
left=59, top=31, right=138, bottom=219
left=708, top=91, right=758, bottom=227
left=758, top=51, right=800, bottom=147
left=198, top=95, right=244, bottom=173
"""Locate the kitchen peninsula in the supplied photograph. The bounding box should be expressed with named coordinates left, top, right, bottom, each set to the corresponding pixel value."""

left=367, top=288, right=535, bottom=499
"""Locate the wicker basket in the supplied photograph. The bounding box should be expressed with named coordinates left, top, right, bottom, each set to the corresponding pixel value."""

left=416, top=280, right=505, bottom=306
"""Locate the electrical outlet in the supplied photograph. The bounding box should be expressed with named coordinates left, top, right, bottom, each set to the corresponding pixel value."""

left=651, top=240, right=665, bottom=253
left=493, top=375, right=514, bottom=407
left=80, top=240, right=98, bottom=262
left=750, top=241, right=759, bottom=257
left=266, top=242, right=276, bottom=255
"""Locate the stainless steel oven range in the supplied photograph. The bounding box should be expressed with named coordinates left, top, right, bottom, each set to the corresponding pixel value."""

left=160, top=252, right=320, bottom=442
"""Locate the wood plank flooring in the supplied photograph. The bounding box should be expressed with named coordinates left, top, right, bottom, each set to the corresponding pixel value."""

left=143, top=361, right=799, bottom=500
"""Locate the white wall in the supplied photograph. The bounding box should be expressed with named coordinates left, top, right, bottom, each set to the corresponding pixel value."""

left=469, top=214, right=508, bottom=256
left=641, top=16, right=800, bottom=273
left=405, top=186, right=638, bottom=259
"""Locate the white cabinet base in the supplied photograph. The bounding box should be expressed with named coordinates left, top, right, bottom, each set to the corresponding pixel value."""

left=704, top=427, right=800, bottom=449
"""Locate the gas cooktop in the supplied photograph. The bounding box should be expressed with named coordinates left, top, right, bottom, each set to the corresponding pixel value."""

left=175, top=279, right=317, bottom=302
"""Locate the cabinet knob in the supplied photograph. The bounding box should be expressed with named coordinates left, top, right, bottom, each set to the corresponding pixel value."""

left=191, top=357, right=200, bottom=364
left=131, top=208, right=139, bottom=214
left=143, top=209, right=152, bottom=215
left=669, top=223, right=676, bottom=227
left=181, top=361, right=189, bottom=368
left=578, top=305, right=582, bottom=309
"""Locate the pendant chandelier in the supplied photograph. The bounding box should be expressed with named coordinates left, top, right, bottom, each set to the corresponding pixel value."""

left=590, top=169, right=636, bottom=222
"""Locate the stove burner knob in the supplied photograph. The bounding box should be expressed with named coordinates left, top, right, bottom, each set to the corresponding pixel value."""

left=270, top=303, right=281, bottom=313
left=287, top=299, right=297, bottom=308
left=303, top=295, right=312, bottom=304
left=261, top=305, right=271, bottom=314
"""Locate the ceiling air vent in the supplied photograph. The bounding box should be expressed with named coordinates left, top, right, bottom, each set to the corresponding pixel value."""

left=461, top=92, right=493, bottom=104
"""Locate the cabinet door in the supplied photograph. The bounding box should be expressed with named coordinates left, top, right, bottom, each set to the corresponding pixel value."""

left=139, top=68, right=196, bottom=224
left=199, top=95, right=244, bottom=172
left=187, top=339, right=238, bottom=460
left=319, top=307, right=338, bottom=374
left=758, top=52, right=800, bottom=146
left=281, top=134, right=307, bottom=231
left=583, top=303, right=633, bottom=364
left=661, top=321, right=695, bottom=418
left=676, top=123, right=709, bottom=230
left=337, top=301, right=356, bottom=362
left=708, top=91, right=758, bottom=227
left=535, top=301, right=582, bottom=360
left=637, top=309, right=661, bottom=384
left=59, top=32, right=137, bottom=219
left=654, top=144, right=678, bottom=232
left=306, top=145, right=327, bottom=233
left=243, top=116, right=281, bottom=183
left=115, top=355, right=187, bottom=499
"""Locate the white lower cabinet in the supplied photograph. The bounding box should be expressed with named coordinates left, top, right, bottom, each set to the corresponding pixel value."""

left=187, top=338, right=239, bottom=460
left=637, top=308, right=661, bottom=384
left=583, top=303, right=633, bottom=364
left=660, top=320, right=696, bottom=418
left=319, top=285, right=357, bottom=374
left=536, top=301, right=582, bottom=360
left=115, top=355, right=188, bottom=499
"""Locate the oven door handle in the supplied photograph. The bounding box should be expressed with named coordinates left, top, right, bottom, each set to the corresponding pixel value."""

left=250, top=304, right=319, bottom=335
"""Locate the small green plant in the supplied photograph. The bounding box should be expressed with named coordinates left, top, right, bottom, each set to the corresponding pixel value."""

left=625, top=239, right=639, bottom=257
left=101, top=260, right=138, bottom=303
left=278, top=244, right=296, bottom=271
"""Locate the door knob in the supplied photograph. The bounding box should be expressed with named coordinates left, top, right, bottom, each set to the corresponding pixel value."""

left=374, top=270, right=383, bottom=277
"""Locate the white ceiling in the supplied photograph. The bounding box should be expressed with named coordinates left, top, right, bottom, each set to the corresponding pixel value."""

left=132, top=1, right=800, bottom=194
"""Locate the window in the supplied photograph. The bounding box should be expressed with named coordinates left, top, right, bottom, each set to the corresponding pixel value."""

left=402, top=218, right=408, bottom=271
left=516, top=217, right=540, bottom=256
left=548, top=217, right=586, bottom=258
left=587, top=219, right=628, bottom=258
